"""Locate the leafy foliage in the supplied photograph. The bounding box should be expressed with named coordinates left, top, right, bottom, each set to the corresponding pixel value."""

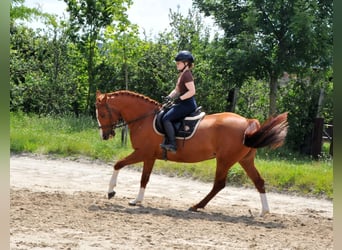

left=194, top=0, right=333, bottom=115
left=277, top=70, right=333, bottom=153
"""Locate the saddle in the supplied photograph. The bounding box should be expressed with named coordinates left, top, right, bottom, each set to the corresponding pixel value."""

left=153, top=106, right=205, bottom=140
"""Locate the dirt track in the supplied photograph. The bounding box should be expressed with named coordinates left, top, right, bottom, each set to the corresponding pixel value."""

left=10, top=154, right=333, bottom=249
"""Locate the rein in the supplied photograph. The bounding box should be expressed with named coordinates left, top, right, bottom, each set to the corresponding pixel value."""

left=114, top=108, right=160, bottom=129
left=101, top=102, right=161, bottom=130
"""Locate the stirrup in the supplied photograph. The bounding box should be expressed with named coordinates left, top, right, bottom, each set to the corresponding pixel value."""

left=160, top=143, right=177, bottom=152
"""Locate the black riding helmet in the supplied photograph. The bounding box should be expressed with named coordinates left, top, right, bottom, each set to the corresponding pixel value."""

left=175, top=50, right=194, bottom=63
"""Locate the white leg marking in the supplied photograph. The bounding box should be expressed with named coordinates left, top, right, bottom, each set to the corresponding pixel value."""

left=129, top=188, right=145, bottom=205
left=259, top=193, right=270, bottom=216
left=108, top=170, right=119, bottom=193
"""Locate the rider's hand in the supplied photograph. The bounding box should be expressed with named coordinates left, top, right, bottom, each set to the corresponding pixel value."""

left=173, top=97, right=181, bottom=104
left=162, top=96, right=172, bottom=103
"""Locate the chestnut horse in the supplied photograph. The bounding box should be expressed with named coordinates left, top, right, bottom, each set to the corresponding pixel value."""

left=95, top=90, right=288, bottom=216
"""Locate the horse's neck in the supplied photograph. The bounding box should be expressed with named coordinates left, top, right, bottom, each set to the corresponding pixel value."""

left=109, top=95, right=158, bottom=121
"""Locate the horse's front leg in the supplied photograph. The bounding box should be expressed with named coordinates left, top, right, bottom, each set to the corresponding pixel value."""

left=129, top=158, right=156, bottom=206
left=107, top=151, right=142, bottom=199
left=107, top=169, right=119, bottom=199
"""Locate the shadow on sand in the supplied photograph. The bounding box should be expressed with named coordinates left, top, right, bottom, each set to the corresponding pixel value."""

left=88, top=199, right=284, bottom=229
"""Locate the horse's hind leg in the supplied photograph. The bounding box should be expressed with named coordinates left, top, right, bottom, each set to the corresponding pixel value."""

left=239, top=149, right=269, bottom=216
left=189, top=158, right=232, bottom=212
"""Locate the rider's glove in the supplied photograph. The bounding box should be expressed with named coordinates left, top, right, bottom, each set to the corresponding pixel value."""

left=173, top=96, right=182, bottom=104
left=162, top=96, right=172, bottom=103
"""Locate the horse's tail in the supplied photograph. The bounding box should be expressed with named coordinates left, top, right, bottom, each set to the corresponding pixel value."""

left=243, top=112, right=289, bottom=149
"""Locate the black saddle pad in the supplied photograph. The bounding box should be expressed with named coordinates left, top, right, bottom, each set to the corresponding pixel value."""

left=153, top=106, right=205, bottom=139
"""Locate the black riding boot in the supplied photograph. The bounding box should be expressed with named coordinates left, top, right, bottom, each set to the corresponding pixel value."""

left=160, top=120, right=177, bottom=152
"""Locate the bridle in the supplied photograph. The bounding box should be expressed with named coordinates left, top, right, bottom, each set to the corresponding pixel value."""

left=97, top=103, right=121, bottom=130
left=98, top=102, right=160, bottom=131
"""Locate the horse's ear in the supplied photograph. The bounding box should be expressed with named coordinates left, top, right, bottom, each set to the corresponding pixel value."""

left=96, top=90, right=107, bottom=103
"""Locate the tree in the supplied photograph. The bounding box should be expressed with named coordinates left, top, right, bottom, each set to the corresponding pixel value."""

left=10, top=0, right=89, bottom=115
left=194, top=0, right=333, bottom=115
left=100, top=23, right=141, bottom=91
left=10, top=0, right=42, bottom=24
left=63, top=0, right=132, bottom=114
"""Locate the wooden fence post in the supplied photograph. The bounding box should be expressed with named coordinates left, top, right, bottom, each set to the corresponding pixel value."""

left=311, top=117, right=324, bottom=159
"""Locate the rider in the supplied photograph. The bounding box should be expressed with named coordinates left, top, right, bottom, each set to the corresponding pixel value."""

left=160, top=50, right=198, bottom=152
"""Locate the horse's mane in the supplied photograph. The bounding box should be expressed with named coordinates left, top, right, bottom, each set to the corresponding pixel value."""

left=107, top=90, right=160, bottom=106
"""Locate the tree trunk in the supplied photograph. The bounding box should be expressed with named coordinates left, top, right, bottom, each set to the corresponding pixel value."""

left=269, top=74, right=278, bottom=116
left=86, top=40, right=95, bottom=115
left=121, top=42, right=128, bottom=146
left=316, top=87, right=325, bottom=118
left=52, top=27, right=60, bottom=85
left=226, top=88, right=239, bottom=112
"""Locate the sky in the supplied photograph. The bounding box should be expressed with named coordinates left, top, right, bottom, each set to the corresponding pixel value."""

left=23, top=0, right=210, bottom=37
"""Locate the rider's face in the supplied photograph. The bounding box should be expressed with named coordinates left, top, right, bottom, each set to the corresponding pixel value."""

left=176, top=61, right=186, bottom=70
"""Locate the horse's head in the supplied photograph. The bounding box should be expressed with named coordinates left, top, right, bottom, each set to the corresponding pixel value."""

left=95, top=91, right=121, bottom=140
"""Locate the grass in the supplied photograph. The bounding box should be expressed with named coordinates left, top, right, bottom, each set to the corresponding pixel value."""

left=10, top=112, right=333, bottom=199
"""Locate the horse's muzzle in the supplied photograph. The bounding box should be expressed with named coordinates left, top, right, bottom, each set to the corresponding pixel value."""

left=104, top=130, right=115, bottom=140
left=101, top=127, right=115, bottom=140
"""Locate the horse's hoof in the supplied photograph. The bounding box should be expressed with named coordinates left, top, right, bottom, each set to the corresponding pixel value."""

left=108, top=191, right=116, bottom=199
left=188, top=206, right=198, bottom=212
left=259, top=210, right=270, bottom=217
left=129, top=201, right=137, bottom=206
left=129, top=200, right=142, bottom=206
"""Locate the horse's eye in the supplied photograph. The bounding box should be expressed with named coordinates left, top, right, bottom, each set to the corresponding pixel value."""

left=98, top=112, right=105, bottom=118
